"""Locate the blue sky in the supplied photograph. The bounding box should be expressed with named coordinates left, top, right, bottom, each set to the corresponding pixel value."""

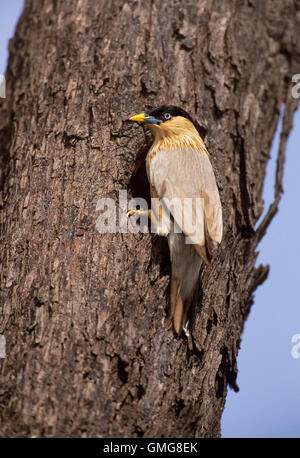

left=222, top=107, right=300, bottom=437
left=1, top=1, right=299, bottom=438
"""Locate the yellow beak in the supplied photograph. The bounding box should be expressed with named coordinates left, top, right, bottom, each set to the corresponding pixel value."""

left=129, top=113, right=146, bottom=122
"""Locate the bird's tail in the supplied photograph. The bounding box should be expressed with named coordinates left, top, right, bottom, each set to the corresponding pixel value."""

left=168, top=233, right=203, bottom=335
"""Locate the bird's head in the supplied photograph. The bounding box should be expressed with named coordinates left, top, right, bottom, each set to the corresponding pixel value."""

left=129, top=105, right=204, bottom=141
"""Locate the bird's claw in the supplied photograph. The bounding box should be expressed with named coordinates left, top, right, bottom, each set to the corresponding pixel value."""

left=126, top=209, right=136, bottom=218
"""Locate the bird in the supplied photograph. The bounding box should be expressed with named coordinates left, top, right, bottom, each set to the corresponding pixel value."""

left=128, top=105, right=223, bottom=335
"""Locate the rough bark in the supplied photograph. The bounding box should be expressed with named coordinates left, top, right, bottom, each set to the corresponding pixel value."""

left=0, top=0, right=299, bottom=438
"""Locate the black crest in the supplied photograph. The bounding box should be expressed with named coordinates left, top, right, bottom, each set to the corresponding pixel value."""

left=148, top=105, right=206, bottom=139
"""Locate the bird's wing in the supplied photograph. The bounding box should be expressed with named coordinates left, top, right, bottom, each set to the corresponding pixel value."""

left=147, top=145, right=222, bottom=258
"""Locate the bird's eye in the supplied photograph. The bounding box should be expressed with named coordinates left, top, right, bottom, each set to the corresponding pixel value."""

left=164, top=113, right=171, bottom=120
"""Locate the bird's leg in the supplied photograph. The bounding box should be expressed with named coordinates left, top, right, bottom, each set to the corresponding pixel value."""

left=127, top=209, right=169, bottom=237
left=126, top=209, right=150, bottom=217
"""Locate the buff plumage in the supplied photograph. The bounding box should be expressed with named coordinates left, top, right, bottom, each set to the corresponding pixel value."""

left=129, top=105, right=223, bottom=335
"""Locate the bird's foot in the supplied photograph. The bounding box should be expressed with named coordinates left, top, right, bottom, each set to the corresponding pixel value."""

left=127, top=209, right=168, bottom=237
left=126, top=209, right=149, bottom=218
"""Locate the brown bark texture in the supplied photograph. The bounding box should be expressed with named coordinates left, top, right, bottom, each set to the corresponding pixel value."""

left=0, top=0, right=299, bottom=438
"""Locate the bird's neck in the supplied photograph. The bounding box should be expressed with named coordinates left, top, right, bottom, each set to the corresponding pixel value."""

left=153, top=134, right=205, bottom=153
left=148, top=116, right=207, bottom=153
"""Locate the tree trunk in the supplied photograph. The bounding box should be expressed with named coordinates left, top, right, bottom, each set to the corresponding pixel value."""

left=0, top=0, right=299, bottom=438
